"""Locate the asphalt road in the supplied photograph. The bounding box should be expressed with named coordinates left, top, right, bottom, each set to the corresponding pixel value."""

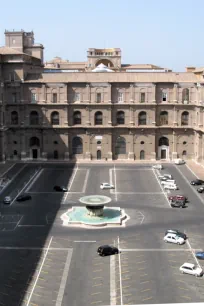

left=0, top=162, right=204, bottom=305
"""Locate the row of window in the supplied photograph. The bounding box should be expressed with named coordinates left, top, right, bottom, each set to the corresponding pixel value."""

left=24, top=88, right=190, bottom=104
left=9, top=110, right=191, bottom=126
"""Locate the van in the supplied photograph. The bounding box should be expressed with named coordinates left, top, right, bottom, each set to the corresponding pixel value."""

left=164, top=184, right=178, bottom=190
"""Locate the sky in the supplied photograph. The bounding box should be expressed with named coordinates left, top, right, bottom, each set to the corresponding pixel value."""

left=0, top=0, right=203, bottom=72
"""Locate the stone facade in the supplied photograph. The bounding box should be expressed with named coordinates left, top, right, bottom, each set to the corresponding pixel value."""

left=0, top=29, right=204, bottom=162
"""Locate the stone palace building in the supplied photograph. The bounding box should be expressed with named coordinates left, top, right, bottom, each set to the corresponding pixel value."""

left=0, top=29, right=204, bottom=162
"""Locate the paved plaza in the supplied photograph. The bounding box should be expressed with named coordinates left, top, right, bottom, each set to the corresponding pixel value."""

left=0, top=161, right=204, bottom=305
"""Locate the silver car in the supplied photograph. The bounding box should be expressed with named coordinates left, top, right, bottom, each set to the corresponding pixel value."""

left=3, top=196, right=12, bottom=204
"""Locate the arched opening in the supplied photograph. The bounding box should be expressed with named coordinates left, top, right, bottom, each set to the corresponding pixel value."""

left=158, top=137, right=169, bottom=160
left=30, top=111, right=39, bottom=125
left=51, top=111, right=59, bottom=125
left=30, top=137, right=40, bottom=147
left=97, top=150, right=101, bottom=160
left=138, top=111, right=147, bottom=125
left=54, top=150, right=58, bottom=159
left=95, top=59, right=114, bottom=68
left=95, top=111, right=103, bottom=125
left=181, top=111, right=189, bottom=125
left=160, top=111, right=168, bottom=125
left=72, top=137, right=83, bottom=155
left=182, top=150, right=187, bottom=159
left=117, top=111, right=125, bottom=124
left=13, top=150, right=17, bottom=156
left=73, top=111, right=81, bottom=125
left=115, top=136, right=126, bottom=155
left=11, top=111, right=18, bottom=125
left=140, top=150, right=145, bottom=160
left=30, top=137, right=40, bottom=159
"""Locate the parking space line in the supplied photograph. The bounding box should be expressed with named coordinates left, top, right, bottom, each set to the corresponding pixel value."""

left=25, top=236, right=53, bottom=306
left=114, top=165, right=117, bottom=201
left=82, top=169, right=90, bottom=193
left=25, top=168, right=44, bottom=192
left=117, top=236, right=123, bottom=305
left=62, top=165, right=78, bottom=204
left=186, top=239, right=201, bottom=268
left=142, top=296, right=153, bottom=301
left=110, top=241, right=116, bottom=305
left=180, top=296, right=191, bottom=300
left=141, top=288, right=151, bottom=292
left=152, top=168, right=171, bottom=207
left=91, top=292, right=101, bottom=296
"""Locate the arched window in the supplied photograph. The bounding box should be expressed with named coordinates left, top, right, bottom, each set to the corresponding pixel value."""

left=182, top=88, right=189, bottom=102
left=138, top=111, right=147, bottom=125
left=182, top=150, right=187, bottom=157
left=159, top=137, right=169, bottom=146
left=51, top=111, right=59, bottom=125
left=13, top=150, right=17, bottom=156
left=95, top=111, right=103, bottom=125
left=117, top=111, right=125, bottom=124
left=160, top=111, right=168, bottom=125
left=11, top=111, right=18, bottom=125
left=140, top=150, right=145, bottom=160
left=54, top=150, right=58, bottom=159
left=115, top=136, right=126, bottom=154
left=181, top=111, right=189, bottom=126
left=29, top=137, right=40, bottom=147
left=30, top=111, right=39, bottom=125
left=72, top=137, right=83, bottom=154
left=73, top=111, right=81, bottom=125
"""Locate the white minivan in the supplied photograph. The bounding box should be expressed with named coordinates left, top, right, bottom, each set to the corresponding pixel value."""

left=164, top=184, right=178, bottom=190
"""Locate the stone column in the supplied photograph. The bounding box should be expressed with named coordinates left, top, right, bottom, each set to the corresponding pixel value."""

left=107, top=132, right=112, bottom=160
left=108, top=107, right=112, bottom=126
left=108, top=84, right=111, bottom=103
left=172, top=130, right=177, bottom=160
left=20, top=84, right=24, bottom=103
left=0, top=131, right=5, bottom=162
left=130, top=84, right=134, bottom=102
left=86, top=84, right=90, bottom=102
left=128, top=131, right=134, bottom=160
left=64, top=84, right=68, bottom=103
left=85, top=132, right=91, bottom=160
left=41, top=130, right=47, bottom=160
left=173, top=84, right=178, bottom=103
left=20, top=132, right=27, bottom=160
left=173, top=106, right=178, bottom=126
left=86, top=107, right=91, bottom=125
left=152, top=84, right=156, bottom=103
left=64, top=132, right=69, bottom=160
left=150, top=131, right=156, bottom=160
left=199, top=109, right=203, bottom=127
left=42, top=84, right=46, bottom=103
left=129, top=107, right=134, bottom=126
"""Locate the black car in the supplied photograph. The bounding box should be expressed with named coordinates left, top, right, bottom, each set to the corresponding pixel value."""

left=16, top=194, right=32, bottom=202
left=97, top=245, right=119, bottom=256
left=197, top=187, right=204, bottom=193
left=171, top=199, right=186, bottom=208
left=190, top=179, right=204, bottom=186
left=53, top=186, right=68, bottom=192
left=165, top=229, right=187, bottom=240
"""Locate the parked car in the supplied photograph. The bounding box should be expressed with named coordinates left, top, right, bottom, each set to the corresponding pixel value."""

left=152, top=164, right=163, bottom=170
left=16, top=194, right=32, bottom=202
left=53, top=185, right=68, bottom=192
left=3, top=196, right=12, bottom=205
left=174, top=159, right=186, bottom=165
left=97, top=245, right=119, bottom=256
left=164, top=184, right=178, bottom=190
left=190, top=179, right=204, bottom=186
left=197, top=187, right=204, bottom=193
left=163, top=174, right=173, bottom=179
left=171, top=199, right=186, bottom=208
left=100, top=183, right=114, bottom=190
left=180, top=263, right=203, bottom=277
left=168, top=195, right=188, bottom=202
left=159, top=176, right=168, bottom=181
left=165, top=229, right=187, bottom=240
left=161, top=180, right=176, bottom=185
left=164, top=233, right=185, bottom=245
left=195, top=251, right=204, bottom=260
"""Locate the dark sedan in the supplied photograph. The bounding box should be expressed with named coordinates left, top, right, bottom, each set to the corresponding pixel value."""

left=53, top=185, right=68, bottom=192
left=195, top=251, right=204, bottom=260
left=190, top=179, right=204, bottom=186
left=197, top=187, right=204, bottom=193
left=171, top=199, right=186, bottom=208
left=16, top=194, right=32, bottom=202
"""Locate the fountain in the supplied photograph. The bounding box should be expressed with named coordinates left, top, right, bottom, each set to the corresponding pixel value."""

left=60, top=195, right=129, bottom=228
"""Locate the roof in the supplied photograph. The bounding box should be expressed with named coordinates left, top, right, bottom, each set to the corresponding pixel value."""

left=182, top=263, right=195, bottom=268
left=0, top=46, right=25, bottom=55
left=25, top=71, right=200, bottom=83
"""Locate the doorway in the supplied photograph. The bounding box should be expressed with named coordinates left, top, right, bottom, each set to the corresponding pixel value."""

left=161, top=149, right=166, bottom=159
left=97, top=150, right=101, bottom=160
left=32, top=149, right=38, bottom=159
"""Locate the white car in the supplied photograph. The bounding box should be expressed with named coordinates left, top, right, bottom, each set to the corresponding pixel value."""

left=164, top=233, right=185, bottom=245
left=174, top=159, right=186, bottom=165
left=164, top=184, right=178, bottom=190
left=100, top=183, right=114, bottom=190
left=152, top=164, right=163, bottom=170
left=180, top=263, right=203, bottom=277
left=3, top=196, right=12, bottom=204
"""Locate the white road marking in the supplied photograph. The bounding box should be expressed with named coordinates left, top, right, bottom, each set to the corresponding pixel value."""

left=113, top=168, right=152, bottom=171
left=26, top=236, right=53, bottom=306
left=82, top=169, right=90, bottom=193
left=25, top=168, right=44, bottom=192
left=120, top=249, right=194, bottom=252
left=114, top=165, right=117, bottom=202
left=18, top=225, right=45, bottom=227
left=152, top=168, right=171, bottom=207
left=110, top=239, right=116, bottom=305
left=109, top=192, right=164, bottom=195
left=0, top=164, right=27, bottom=195
left=0, top=163, right=16, bottom=177
left=185, top=164, right=199, bottom=179
left=10, top=168, right=43, bottom=206
left=62, top=165, right=78, bottom=204
left=109, top=168, right=113, bottom=195
left=55, top=249, right=73, bottom=306
left=0, top=247, right=71, bottom=250
left=117, top=236, right=123, bottom=305
left=74, top=241, right=96, bottom=243
left=186, top=239, right=201, bottom=268
left=175, top=165, right=204, bottom=205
